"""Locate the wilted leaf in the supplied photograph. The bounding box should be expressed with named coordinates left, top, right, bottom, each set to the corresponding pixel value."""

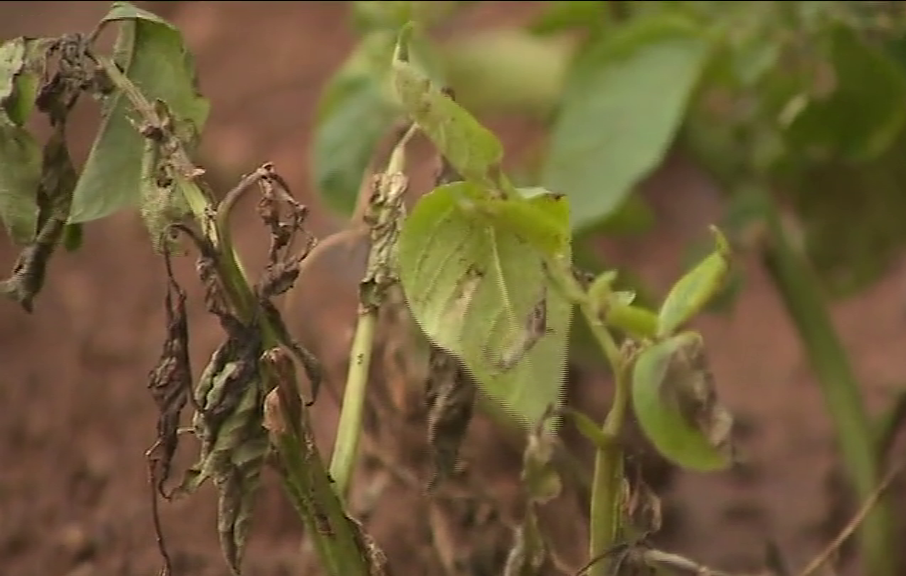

left=503, top=516, right=546, bottom=576
left=392, top=26, right=504, bottom=186
left=179, top=331, right=268, bottom=576
left=68, top=3, right=209, bottom=223
left=397, top=181, right=573, bottom=426
left=425, top=342, right=476, bottom=488
left=657, top=226, right=730, bottom=337
left=522, top=426, right=562, bottom=504
left=785, top=24, right=906, bottom=162
left=1, top=123, right=78, bottom=311
left=138, top=105, right=191, bottom=253
left=543, top=13, right=711, bottom=232
left=0, top=38, right=45, bottom=243
left=504, top=422, right=562, bottom=576
left=631, top=331, right=734, bottom=471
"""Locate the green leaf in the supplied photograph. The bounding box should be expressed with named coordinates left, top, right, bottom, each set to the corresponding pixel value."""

left=528, top=0, right=609, bottom=36
left=68, top=3, right=209, bottom=223
left=313, top=34, right=398, bottom=215
left=658, top=226, right=730, bottom=337
left=392, top=26, right=504, bottom=186
left=397, top=181, right=573, bottom=426
left=440, top=29, right=572, bottom=117
left=0, top=38, right=45, bottom=244
left=314, top=29, right=445, bottom=216
left=631, top=331, right=733, bottom=472
left=466, top=186, right=570, bottom=256
left=543, top=13, right=712, bottom=233
left=785, top=25, right=906, bottom=162
left=352, top=1, right=462, bottom=32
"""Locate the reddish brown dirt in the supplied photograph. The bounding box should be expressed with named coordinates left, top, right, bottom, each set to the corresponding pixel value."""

left=1, top=3, right=905, bottom=576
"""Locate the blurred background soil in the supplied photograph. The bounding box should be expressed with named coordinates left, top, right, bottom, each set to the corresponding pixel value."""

left=1, top=3, right=905, bottom=576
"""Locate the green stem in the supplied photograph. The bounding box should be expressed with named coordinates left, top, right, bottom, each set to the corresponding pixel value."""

left=329, top=307, right=377, bottom=498
left=271, top=414, right=369, bottom=576
left=548, top=257, right=628, bottom=576
left=760, top=195, right=896, bottom=576
left=328, top=125, right=416, bottom=501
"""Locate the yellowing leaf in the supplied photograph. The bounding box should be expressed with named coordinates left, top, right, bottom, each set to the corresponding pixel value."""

left=397, top=181, right=572, bottom=426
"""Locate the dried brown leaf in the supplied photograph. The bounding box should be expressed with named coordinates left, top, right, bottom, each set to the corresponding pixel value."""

left=425, top=342, right=476, bottom=489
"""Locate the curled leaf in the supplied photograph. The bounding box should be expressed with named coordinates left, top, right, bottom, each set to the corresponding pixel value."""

left=657, top=226, right=730, bottom=337
left=521, top=425, right=562, bottom=504
left=0, top=37, right=46, bottom=244
left=146, top=250, right=192, bottom=496
left=1, top=123, right=77, bottom=311
left=631, top=331, right=734, bottom=471
left=181, top=336, right=268, bottom=576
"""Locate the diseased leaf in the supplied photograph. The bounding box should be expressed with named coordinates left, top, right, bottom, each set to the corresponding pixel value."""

left=392, top=26, right=504, bottom=186
left=543, top=13, right=711, bottom=232
left=397, top=181, right=573, bottom=426
left=631, top=331, right=734, bottom=471
left=0, top=38, right=45, bottom=243
left=68, top=4, right=209, bottom=223
left=138, top=103, right=191, bottom=253
left=1, top=121, right=78, bottom=311
left=522, top=426, right=562, bottom=504
left=425, top=342, right=476, bottom=489
left=179, top=345, right=268, bottom=576
left=657, top=226, right=730, bottom=337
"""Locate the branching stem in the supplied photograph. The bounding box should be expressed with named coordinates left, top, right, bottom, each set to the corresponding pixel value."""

left=546, top=256, right=628, bottom=576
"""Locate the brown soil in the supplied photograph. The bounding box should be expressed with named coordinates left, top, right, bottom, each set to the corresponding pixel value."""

left=1, top=3, right=904, bottom=576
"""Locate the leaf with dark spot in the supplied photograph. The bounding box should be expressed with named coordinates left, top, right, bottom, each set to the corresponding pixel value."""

left=1, top=124, right=77, bottom=311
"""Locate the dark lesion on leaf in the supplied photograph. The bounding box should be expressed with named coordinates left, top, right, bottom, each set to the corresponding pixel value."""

left=1, top=34, right=94, bottom=312
left=659, top=334, right=734, bottom=459
left=142, top=163, right=326, bottom=576
left=489, top=285, right=552, bottom=373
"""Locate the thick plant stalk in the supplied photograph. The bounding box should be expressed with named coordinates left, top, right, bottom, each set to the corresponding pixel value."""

left=263, top=349, right=370, bottom=576
left=761, top=197, right=897, bottom=576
